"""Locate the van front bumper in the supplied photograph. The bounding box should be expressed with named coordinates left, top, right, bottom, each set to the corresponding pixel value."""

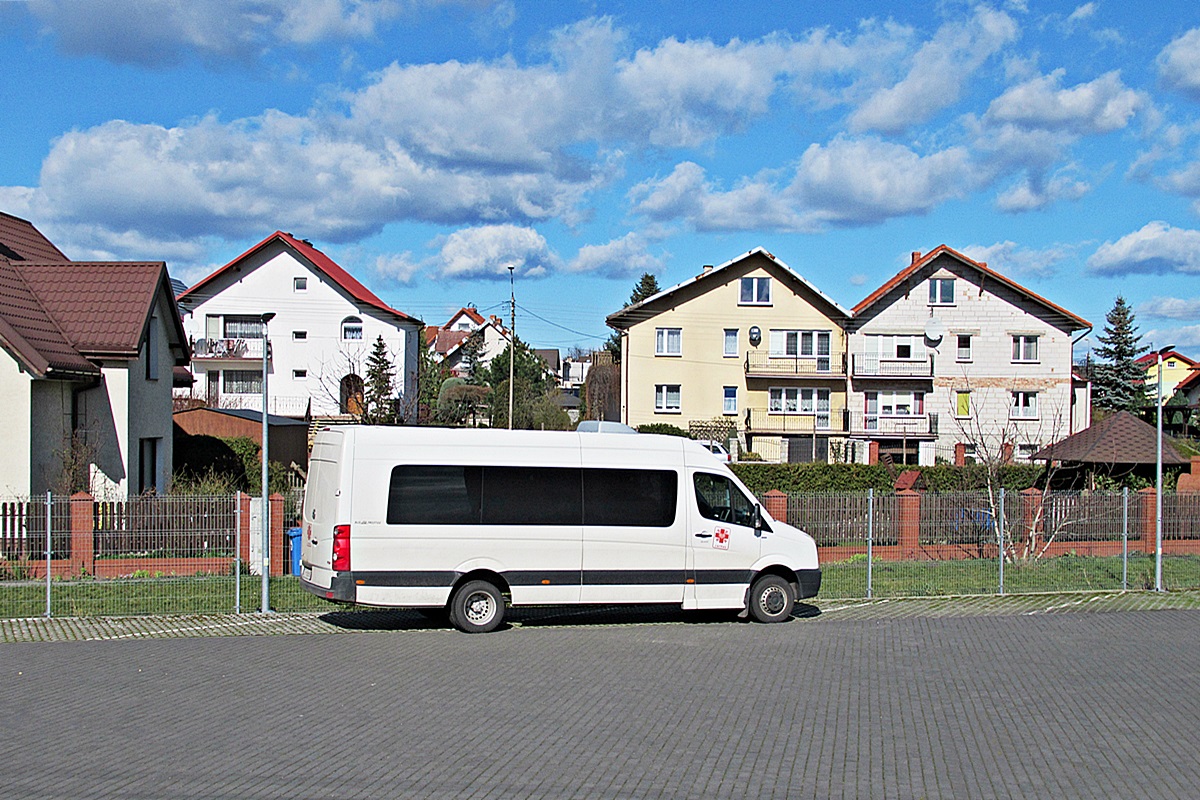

left=796, top=569, right=821, bottom=599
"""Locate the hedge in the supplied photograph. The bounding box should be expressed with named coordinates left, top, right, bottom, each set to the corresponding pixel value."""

left=731, top=462, right=1047, bottom=495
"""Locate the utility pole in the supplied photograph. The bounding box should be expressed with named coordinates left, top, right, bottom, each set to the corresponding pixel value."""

left=260, top=312, right=275, bottom=613
left=508, top=264, right=515, bottom=430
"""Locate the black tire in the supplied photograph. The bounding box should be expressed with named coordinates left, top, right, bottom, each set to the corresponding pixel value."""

left=449, top=580, right=505, bottom=633
left=748, top=574, right=794, bottom=623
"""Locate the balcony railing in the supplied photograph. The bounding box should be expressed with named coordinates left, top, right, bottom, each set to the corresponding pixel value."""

left=851, top=353, right=934, bottom=378
left=847, top=411, right=938, bottom=436
left=744, top=407, right=847, bottom=435
left=191, top=338, right=266, bottom=360
left=745, top=351, right=847, bottom=378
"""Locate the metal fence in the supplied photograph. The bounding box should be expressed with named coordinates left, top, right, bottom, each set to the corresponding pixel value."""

left=2, top=488, right=1198, bottom=619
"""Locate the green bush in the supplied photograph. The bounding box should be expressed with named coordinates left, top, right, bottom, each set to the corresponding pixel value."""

left=636, top=423, right=690, bottom=437
left=731, top=462, right=1047, bottom=495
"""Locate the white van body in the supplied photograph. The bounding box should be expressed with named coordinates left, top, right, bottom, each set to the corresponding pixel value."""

left=299, top=426, right=820, bottom=629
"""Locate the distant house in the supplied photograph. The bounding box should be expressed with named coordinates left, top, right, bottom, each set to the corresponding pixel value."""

left=175, top=231, right=422, bottom=420
left=0, top=212, right=189, bottom=497
left=1136, top=350, right=1196, bottom=404
left=424, top=306, right=510, bottom=379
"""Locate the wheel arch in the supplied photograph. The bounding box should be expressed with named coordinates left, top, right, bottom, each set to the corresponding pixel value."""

left=743, top=563, right=800, bottom=609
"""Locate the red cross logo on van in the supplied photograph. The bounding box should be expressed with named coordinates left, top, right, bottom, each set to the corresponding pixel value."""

left=713, top=528, right=730, bottom=550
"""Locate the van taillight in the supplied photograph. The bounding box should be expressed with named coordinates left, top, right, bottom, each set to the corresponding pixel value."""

left=332, top=524, right=351, bottom=572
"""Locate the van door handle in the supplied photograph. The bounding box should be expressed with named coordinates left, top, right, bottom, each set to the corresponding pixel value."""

left=694, top=532, right=712, bottom=539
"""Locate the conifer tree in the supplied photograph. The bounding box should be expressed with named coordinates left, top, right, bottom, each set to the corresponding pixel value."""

left=1092, top=296, right=1148, bottom=413
left=606, top=272, right=662, bottom=362
left=361, top=335, right=399, bottom=425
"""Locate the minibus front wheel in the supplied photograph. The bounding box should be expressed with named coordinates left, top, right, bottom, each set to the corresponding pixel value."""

left=449, top=579, right=506, bottom=633
left=748, top=574, right=795, bottom=623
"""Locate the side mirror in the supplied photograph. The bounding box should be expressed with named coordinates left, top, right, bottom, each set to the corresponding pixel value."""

left=753, top=504, right=763, bottom=536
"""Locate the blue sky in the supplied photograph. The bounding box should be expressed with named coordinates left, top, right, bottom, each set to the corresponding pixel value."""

left=3, top=1, right=1200, bottom=356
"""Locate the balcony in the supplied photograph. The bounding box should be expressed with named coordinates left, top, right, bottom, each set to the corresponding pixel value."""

left=847, top=411, right=938, bottom=437
left=191, top=338, right=267, bottom=361
left=745, top=351, right=847, bottom=379
left=851, top=353, right=934, bottom=378
left=744, top=408, right=847, bottom=435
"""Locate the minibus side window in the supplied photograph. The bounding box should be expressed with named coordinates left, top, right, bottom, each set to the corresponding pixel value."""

left=387, top=466, right=482, bottom=525
left=693, top=473, right=757, bottom=528
left=583, top=469, right=677, bottom=527
left=481, top=467, right=582, bottom=525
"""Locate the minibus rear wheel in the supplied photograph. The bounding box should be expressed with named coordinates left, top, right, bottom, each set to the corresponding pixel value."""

left=449, top=580, right=505, bottom=633
left=748, top=574, right=794, bottom=623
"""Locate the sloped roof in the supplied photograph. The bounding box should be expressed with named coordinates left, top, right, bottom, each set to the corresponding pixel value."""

left=853, top=245, right=1091, bottom=332
left=607, top=247, right=851, bottom=329
left=1031, top=410, right=1187, bottom=465
left=430, top=328, right=471, bottom=356
left=0, top=259, right=99, bottom=378
left=178, top=231, right=420, bottom=326
left=0, top=212, right=69, bottom=263
left=447, top=307, right=486, bottom=328
left=14, top=261, right=186, bottom=359
left=1176, top=368, right=1200, bottom=394
left=1135, top=351, right=1196, bottom=367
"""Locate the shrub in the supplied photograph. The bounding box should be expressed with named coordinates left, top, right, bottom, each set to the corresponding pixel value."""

left=636, top=422, right=690, bottom=437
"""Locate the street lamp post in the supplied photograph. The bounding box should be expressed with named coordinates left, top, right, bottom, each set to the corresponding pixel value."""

left=1156, top=343, right=1174, bottom=593
left=508, top=265, right=515, bottom=430
left=260, top=312, right=276, bottom=613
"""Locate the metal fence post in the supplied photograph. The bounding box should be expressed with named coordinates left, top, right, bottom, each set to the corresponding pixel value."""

left=44, top=490, right=52, bottom=618
left=998, top=487, right=1005, bottom=596
left=234, top=496, right=241, bottom=614
left=1122, top=486, right=1128, bottom=592
left=866, top=488, right=874, bottom=600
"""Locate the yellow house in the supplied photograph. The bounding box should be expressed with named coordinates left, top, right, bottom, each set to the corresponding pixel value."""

left=606, top=248, right=851, bottom=462
left=1137, top=350, right=1196, bottom=404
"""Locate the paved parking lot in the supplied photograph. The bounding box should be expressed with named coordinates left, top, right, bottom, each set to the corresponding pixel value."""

left=2, top=597, right=1198, bottom=799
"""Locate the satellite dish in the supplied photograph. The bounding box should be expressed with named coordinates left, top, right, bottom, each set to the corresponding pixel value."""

left=924, top=317, right=945, bottom=342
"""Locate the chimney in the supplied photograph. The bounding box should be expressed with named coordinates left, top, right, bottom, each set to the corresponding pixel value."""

left=702, top=264, right=713, bottom=274
left=911, top=251, right=922, bottom=265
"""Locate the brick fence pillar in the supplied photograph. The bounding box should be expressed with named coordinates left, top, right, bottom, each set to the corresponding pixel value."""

left=1021, top=487, right=1044, bottom=554
left=898, top=489, right=921, bottom=559
left=954, top=443, right=966, bottom=467
left=1138, top=487, right=1157, bottom=554
left=69, top=491, right=94, bottom=576
left=762, top=490, right=788, bottom=525
left=269, top=492, right=285, bottom=577
left=868, top=441, right=880, bottom=466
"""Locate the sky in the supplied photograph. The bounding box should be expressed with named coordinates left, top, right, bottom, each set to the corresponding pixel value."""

left=3, top=0, right=1200, bottom=357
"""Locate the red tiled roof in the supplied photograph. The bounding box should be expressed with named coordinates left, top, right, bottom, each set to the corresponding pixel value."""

left=853, top=245, right=1091, bottom=331
left=1135, top=351, right=1195, bottom=367
left=0, top=212, right=69, bottom=263
left=15, top=261, right=175, bottom=358
left=0, top=260, right=98, bottom=378
left=1176, top=368, right=1200, bottom=393
left=433, top=329, right=471, bottom=356
left=178, top=231, right=419, bottom=325
left=447, top=307, right=486, bottom=327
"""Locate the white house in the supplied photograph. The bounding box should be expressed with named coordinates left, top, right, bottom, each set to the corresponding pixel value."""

left=424, top=306, right=510, bottom=380
left=175, top=231, right=422, bottom=420
left=847, top=246, right=1092, bottom=466
left=0, top=212, right=190, bottom=498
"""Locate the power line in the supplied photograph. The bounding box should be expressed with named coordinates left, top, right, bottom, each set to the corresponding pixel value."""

left=516, top=302, right=609, bottom=341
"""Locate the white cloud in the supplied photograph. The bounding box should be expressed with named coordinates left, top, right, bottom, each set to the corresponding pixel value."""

left=959, top=240, right=1074, bottom=277
left=374, top=251, right=424, bottom=284
left=1066, top=3, right=1096, bottom=25
left=1142, top=324, right=1200, bottom=350
left=1136, top=296, right=1200, bottom=320
left=985, top=70, right=1146, bottom=134
left=434, top=225, right=559, bottom=280
left=1158, top=28, right=1200, bottom=100
left=566, top=233, right=664, bottom=278
left=1087, top=221, right=1200, bottom=275
left=995, top=170, right=1091, bottom=212
left=848, top=6, right=1018, bottom=134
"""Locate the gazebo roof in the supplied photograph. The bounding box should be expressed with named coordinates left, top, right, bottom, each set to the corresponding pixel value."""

left=1032, top=411, right=1188, bottom=466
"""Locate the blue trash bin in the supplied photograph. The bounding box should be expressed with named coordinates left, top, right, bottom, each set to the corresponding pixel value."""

left=286, top=527, right=303, bottom=575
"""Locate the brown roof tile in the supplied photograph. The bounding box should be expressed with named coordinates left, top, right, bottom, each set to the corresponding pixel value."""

left=1032, top=410, right=1187, bottom=465
left=0, top=260, right=98, bottom=378
left=0, top=212, right=70, bottom=262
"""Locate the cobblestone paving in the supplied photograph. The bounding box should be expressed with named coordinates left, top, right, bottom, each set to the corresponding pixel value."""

left=3, top=594, right=1200, bottom=798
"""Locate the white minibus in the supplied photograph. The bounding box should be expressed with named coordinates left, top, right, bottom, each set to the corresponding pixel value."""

left=299, top=426, right=820, bottom=632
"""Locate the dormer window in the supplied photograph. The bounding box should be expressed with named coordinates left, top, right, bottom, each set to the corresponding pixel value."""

left=929, top=277, right=955, bottom=305
left=341, top=316, right=363, bottom=341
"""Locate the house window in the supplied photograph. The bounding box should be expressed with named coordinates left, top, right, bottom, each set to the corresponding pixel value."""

left=1011, top=391, right=1038, bottom=419
left=724, top=329, right=738, bottom=357
left=655, top=384, right=681, bottom=413
left=224, top=315, right=265, bottom=339
left=342, top=316, right=363, bottom=341
left=723, top=386, right=737, bottom=415
left=866, top=391, right=924, bottom=417
left=739, top=276, right=771, bottom=305
left=294, top=277, right=307, bottom=292
left=956, top=391, right=971, bottom=418
left=145, top=315, right=159, bottom=381
left=293, top=331, right=307, bottom=341
left=769, top=330, right=832, bottom=369
left=138, top=438, right=160, bottom=495
left=961, top=443, right=979, bottom=464
left=1012, top=335, right=1039, bottom=363
left=956, top=334, right=972, bottom=362
left=929, top=277, right=955, bottom=305
left=224, top=369, right=263, bottom=394
left=769, top=388, right=831, bottom=427
left=293, top=369, right=307, bottom=380
left=866, top=334, right=920, bottom=360
left=655, top=328, right=682, bottom=356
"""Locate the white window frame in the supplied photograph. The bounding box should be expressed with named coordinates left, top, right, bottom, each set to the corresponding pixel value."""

left=341, top=316, right=364, bottom=341
left=723, top=386, right=738, bottom=415
left=723, top=329, right=739, bottom=358
left=655, top=384, right=681, bottom=413
left=655, top=327, right=682, bottom=356
left=739, top=276, right=771, bottom=305
left=768, top=387, right=831, bottom=427
left=955, top=390, right=972, bottom=419
left=928, top=277, right=955, bottom=305
left=293, top=369, right=308, bottom=380
left=1011, top=391, right=1038, bottom=420
left=293, top=277, right=308, bottom=292
left=956, top=334, right=972, bottom=362
left=1011, top=335, right=1039, bottom=363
